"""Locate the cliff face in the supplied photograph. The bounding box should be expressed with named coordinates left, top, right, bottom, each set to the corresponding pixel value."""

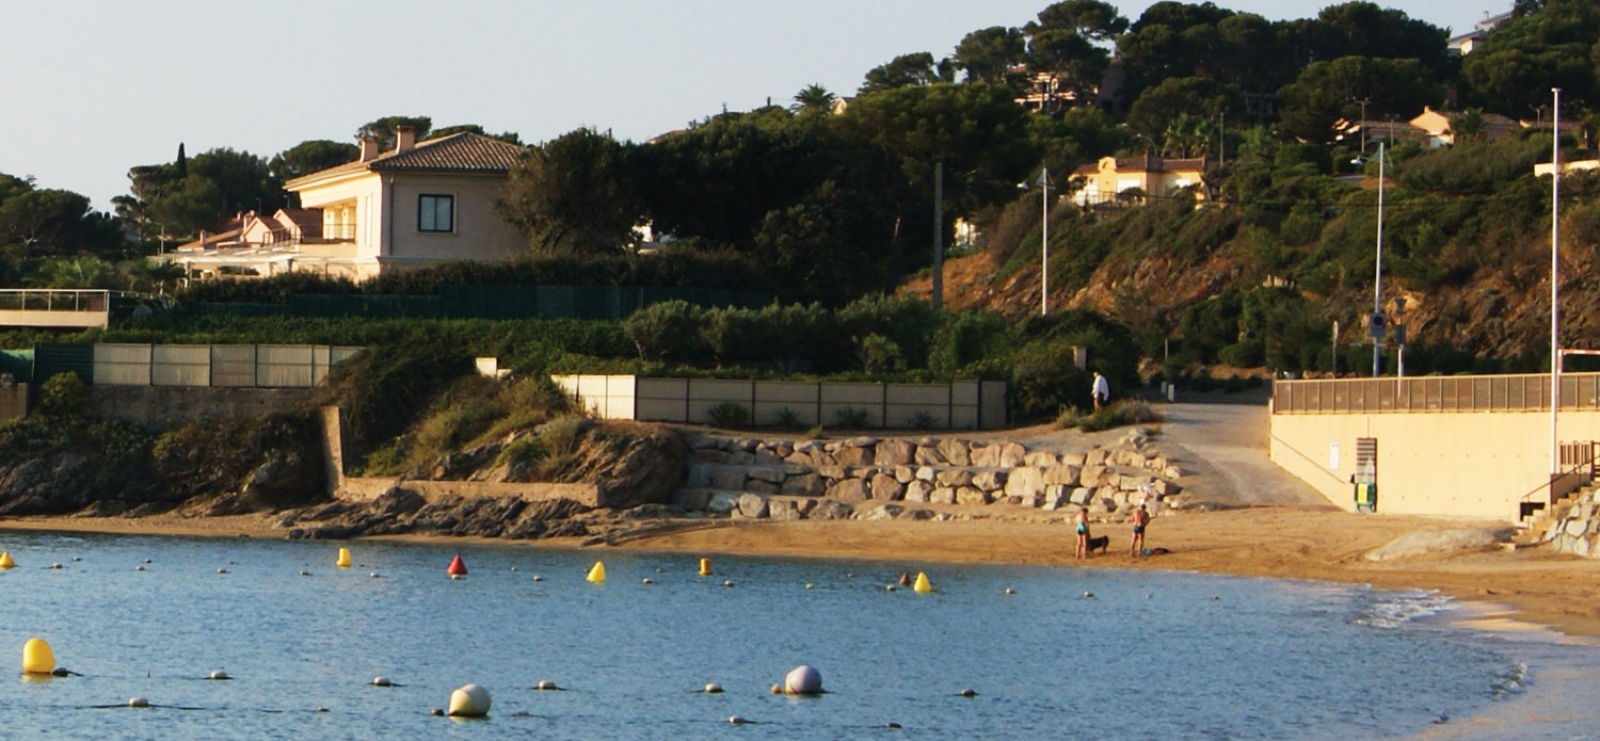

left=910, top=238, right=1600, bottom=365
left=0, top=413, right=324, bottom=518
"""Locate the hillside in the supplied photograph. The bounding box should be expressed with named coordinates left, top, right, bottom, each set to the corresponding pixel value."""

left=909, top=139, right=1600, bottom=376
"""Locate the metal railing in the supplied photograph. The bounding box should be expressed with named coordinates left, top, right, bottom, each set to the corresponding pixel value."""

left=1273, top=373, right=1600, bottom=415
left=0, top=289, right=110, bottom=312
left=1519, top=440, right=1600, bottom=521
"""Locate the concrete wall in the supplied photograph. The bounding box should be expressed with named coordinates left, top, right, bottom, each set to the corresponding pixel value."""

left=553, top=375, right=1007, bottom=430
left=88, top=386, right=315, bottom=430
left=0, top=382, right=26, bottom=420
left=1271, top=407, right=1600, bottom=520
left=93, top=344, right=362, bottom=388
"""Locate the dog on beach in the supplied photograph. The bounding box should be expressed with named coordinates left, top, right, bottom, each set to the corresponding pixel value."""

left=1087, top=535, right=1109, bottom=554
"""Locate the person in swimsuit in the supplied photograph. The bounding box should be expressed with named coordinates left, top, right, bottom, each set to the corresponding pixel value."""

left=1074, top=509, right=1091, bottom=559
left=1130, top=504, right=1150, bottom=557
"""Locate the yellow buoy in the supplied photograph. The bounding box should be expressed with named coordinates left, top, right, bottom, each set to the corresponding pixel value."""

left=699, top=558, right=712, bottom=576
left=22, top=638, right=55, bottom=675
left=336, top=548, right=352, bottom=568
left=0, top=551, right=14, bottom=569
left=586, top=561, right=606, bottom=584
left=913, top=572, right=933, bottom=594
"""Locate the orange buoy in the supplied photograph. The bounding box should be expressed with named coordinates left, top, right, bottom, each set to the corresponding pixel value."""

left=699, top=558, right=712, bottom=576
left=447, top=554, right=468, bottom=577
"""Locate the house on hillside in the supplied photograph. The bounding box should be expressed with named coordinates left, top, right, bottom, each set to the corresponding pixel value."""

left=166, top=127, right=527, bottom=280
left=1448, top=8, right=1514, bottom=55
left=1408, top=106, right=1521, bottom=146
left=1068, top=155, right=1211, bottom=207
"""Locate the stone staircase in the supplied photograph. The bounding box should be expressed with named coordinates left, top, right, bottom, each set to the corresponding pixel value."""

left=673, top=431, right=1189, bottom=523
left=1516, top=484, right=1600, bottom=555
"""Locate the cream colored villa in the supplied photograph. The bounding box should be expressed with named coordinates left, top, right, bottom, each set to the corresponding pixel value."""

left=1068, top=155, right=1210, bottom=207
left=169, top=127, right=527, bottom=280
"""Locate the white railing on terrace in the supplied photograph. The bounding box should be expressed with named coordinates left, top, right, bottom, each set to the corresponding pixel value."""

left=0, top=289, right=111, bottom=312
left=1273, top=373, right=1600, bottom=414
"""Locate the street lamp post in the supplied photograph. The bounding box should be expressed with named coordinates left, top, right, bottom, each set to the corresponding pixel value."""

left=1039, top=168, right=1050, bottom=316
left=1020, top=169, right=1053, bottom=315
left=1350, top=142, right=1387, bottom=377
left=1551, top=88, right=1562, bottom=477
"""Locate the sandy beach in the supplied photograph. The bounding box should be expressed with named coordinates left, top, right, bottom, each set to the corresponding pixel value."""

left=5, top=392, right=1600, bottom=640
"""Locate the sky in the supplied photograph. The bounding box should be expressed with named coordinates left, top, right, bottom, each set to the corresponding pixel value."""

left=0, top=0, right=1512, bottom=211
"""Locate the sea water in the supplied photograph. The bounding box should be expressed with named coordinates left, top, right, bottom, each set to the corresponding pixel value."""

left=0, top=532, right=1585, bottom=740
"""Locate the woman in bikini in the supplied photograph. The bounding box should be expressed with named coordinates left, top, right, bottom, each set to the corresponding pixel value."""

left=1074, top=508, right=1090, bottom=560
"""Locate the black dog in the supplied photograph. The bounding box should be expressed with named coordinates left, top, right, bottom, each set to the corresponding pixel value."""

left=1087, top=535, right=1110, bottom=554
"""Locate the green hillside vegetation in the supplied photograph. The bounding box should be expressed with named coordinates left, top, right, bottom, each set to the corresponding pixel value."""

left=2, top=0, right=1598, bottom=447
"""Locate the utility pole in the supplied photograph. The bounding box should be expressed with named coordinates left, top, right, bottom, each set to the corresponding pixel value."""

left=1551, top=88, right=1562, bottom=477
left=932, top=162, right=944, bottom=312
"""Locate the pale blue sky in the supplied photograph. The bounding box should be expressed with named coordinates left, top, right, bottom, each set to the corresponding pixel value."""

left=0, top=0, right=1510, bottom=211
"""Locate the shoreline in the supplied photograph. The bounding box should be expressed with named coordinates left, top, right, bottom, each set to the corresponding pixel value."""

left=6, top=505, right=1600, bottom=639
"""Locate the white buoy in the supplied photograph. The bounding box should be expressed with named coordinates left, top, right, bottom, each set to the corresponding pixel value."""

left=704, top=682, right=724, bottom=694
left=448, top=684, right=491, bottom=717
left=300, top=570, right=310, bottom=577
left=958, top=688, right=977, bottom=697
left=535, top=680, right=558, bottom=691
left=729, top=715, right=749, bottom=725
left=128, top=697, right=149, bottom=708
left=1081, top=591, right=1094, bottom=599
left=886, top=584, right=897, bottom=592
left=532, top=575, right=543, bottom=582
left=642, top=578, right=653, bottom=585
left=50, top=563, right=62, bottom=570
left=804, top=583, right=814, bottom=589
left=370, top=572, right=381, bottom=578
left=372, top=677, right=393, bottom=687
left=134, top=566, right=145, bottom=572
left=208, top=670, right=231, bottom=680
left=217, top=568, right=228, bottom=574
left=722, top=580, right=735, bottom=588
left=784, top=665, right=823, bottom=695
left=1003, top=588, right=1015, bottom=595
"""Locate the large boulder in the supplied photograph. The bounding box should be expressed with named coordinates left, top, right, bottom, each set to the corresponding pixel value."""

left=937, top=439, right=972, bottom=466
left=874, top=439, right=916, bottom=466
left=826, top=478, right=870, bottom=502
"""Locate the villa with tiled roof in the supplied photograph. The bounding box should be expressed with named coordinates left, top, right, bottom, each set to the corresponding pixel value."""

left=168, top=127, right=528, bottom=280
left=1069, top=155, right=1211, bottom=207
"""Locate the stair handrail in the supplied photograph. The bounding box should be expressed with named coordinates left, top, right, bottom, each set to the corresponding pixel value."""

left=1517, top=441, right=1600, bottom=523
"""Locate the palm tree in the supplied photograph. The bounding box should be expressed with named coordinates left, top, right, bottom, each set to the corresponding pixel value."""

left=27, top=256, right=116, bottom=289
left=791, top=84, right=837, bottom=114
left=1450, top=108, right=1486, bottom=144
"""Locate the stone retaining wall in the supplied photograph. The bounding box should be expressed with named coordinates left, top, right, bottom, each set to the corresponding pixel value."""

left=676, top=431, right=1186, bottom=522
left=1538, top=486, right=1600, bottom=557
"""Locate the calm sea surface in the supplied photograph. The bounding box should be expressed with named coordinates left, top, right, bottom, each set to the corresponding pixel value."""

left=0, top=531, right=1587, bottom=740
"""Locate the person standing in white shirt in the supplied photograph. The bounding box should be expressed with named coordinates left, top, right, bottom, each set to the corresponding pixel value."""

left=1091, top=371, right=1110, bottom=411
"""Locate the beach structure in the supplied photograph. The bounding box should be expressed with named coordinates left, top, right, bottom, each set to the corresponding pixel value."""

left=1270, top=373, right=1600, bottom=527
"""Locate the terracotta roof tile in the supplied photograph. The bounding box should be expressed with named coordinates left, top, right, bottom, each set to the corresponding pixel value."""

left=369, top=132, right=525, bottom=173
left=286, top=132, right=526, bottom=189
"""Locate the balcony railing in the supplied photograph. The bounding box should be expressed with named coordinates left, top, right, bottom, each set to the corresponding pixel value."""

left=1273, top=373, right=1600, bottom=414
left=0, top=289, right=110, bottom=312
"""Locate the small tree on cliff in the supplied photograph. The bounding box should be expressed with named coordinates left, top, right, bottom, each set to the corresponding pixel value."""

left=36, top=371, right=86, bottom=416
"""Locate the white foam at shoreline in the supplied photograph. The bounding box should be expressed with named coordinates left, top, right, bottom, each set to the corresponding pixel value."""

left=1354, top=589, right=1457, bottom=629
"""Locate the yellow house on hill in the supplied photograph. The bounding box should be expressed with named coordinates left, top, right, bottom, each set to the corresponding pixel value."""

left=1069, top=155, right=1210, bottom=207
left=170, top=127, right=528, bottom=280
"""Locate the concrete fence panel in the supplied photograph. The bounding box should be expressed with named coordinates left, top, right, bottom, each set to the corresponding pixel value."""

left=556, top=374, right=1008, bottom=430
left=93, top=344, right=152, bottom=386
left=821, top=383, right=885, bottom=428
left=210, top=345, right=258, bottom=387
left=886, top=383, right=951, bottom=429
left=950, top=380, right=981, bottom=430
left=687, top=379, right=756, bottom=424
left=754, top=381, right=820, bottom=427
left=981, top=381, right=1008, bottom=429
left=257, top=344, right=316, bottom=388
left=635, top=377, right=689, bottom=422
left=151, top=345, right=210, bottom=387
